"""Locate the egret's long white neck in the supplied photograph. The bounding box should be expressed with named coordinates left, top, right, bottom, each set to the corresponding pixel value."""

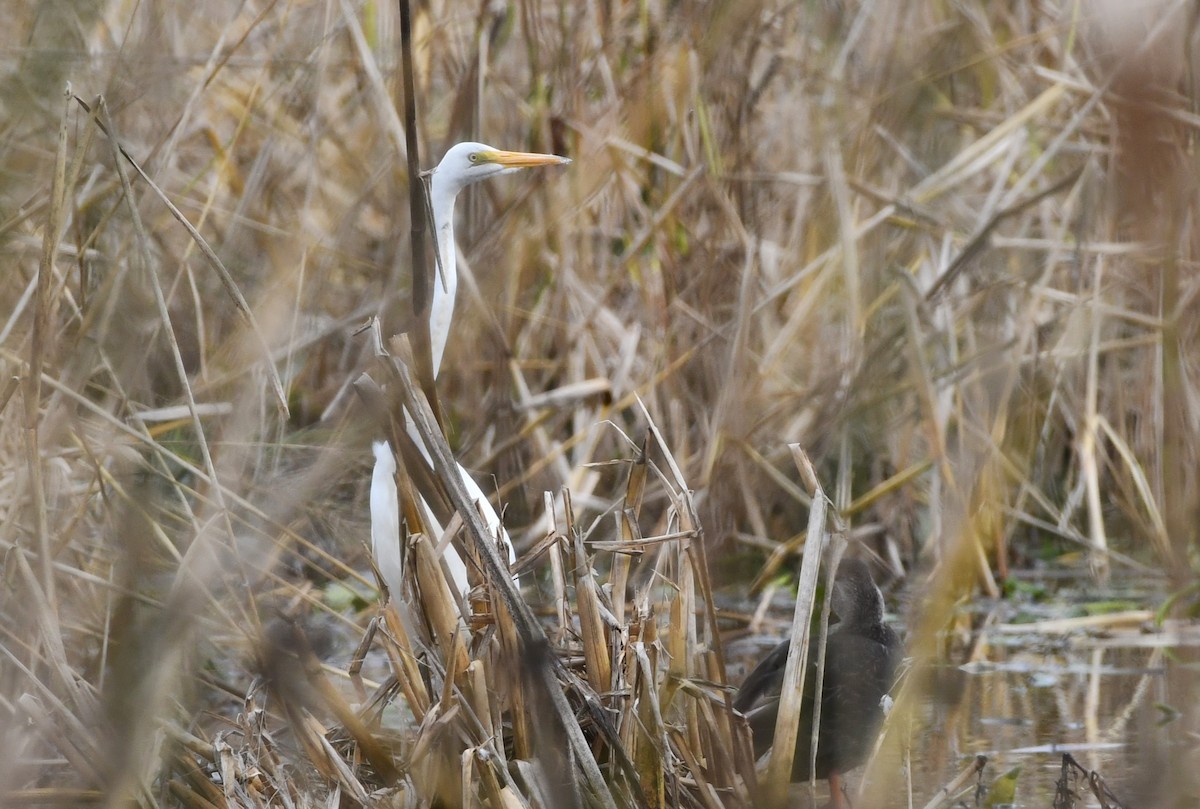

left=429, top=177, right=460, bottom=378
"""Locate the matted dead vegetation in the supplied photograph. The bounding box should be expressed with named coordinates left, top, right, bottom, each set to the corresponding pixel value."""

left=1, top=0, right=1198, bottom=806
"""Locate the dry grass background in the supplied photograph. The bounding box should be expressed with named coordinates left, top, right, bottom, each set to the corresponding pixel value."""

left=2, top=0, right=1199, bottom=806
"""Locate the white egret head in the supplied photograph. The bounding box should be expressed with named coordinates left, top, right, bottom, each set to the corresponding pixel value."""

left=431, top=142, right=571, bottom=197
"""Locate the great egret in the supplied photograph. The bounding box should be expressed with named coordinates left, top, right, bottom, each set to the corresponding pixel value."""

left=733, top=559, right=900, bottom=807
left=371, top=142, right=570, bottom=601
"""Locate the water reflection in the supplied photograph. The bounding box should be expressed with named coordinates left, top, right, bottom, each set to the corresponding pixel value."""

left=917, top=644, right=1159, bottom=803
left=909, top=604, right=1197, bottom=807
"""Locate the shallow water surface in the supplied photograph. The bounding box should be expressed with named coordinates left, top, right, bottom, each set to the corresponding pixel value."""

left=724, top=580, right=1200, bottom=807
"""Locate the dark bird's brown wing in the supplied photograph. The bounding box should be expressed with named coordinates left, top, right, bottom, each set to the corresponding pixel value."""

left=732, top=638, right=790, bottom=715
left=734, top=625, right=900, bottom=781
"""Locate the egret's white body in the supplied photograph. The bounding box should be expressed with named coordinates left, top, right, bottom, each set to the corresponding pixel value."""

left=370, top=142, right=570, bottom=601
left=370, top=440, right=402, bottom=597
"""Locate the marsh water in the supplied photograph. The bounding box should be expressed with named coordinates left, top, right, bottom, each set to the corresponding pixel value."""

left=724, top=573, right=1199, bottom=808
left=912, top=629, right=1162, bottom=805
left=334, top=570, right=1198, bottom=807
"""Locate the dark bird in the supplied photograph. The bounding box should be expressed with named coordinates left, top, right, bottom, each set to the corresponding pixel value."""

left=734, top=558, right=902, bottom=807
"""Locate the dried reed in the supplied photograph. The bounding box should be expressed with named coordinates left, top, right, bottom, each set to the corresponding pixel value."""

left=1, top=1, right=1197, bottom=806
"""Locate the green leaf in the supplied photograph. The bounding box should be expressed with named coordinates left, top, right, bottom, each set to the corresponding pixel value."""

left=983, top=765, right=1021, bottom=808
left=325, top=580, right=372, bottom=612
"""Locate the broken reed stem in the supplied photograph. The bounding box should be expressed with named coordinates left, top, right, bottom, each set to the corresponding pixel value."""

left=569, top=489, right=613, bottom=696
left=806, top=534, right=847, bottom=800
left=383, top=335, right=619, bottom=809
left=919, top=754, right=987, bottom=809
left=690, top=509, right=755, bottom=792
left=546, top=491, right=569, bottom=645
left=762, top=444, right=829, bottom=806
left=493, top=587, right=530, bottom=760
left=676, top=509, right=701, bottom=760
left=381, top=605, right=431, bottom=719
left=611, top=437, right=647, bottom=627
left=410, top=531, right=468, bottom=669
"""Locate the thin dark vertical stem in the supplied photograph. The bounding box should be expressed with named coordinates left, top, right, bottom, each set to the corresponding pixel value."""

left=398, top=0, right=438, bottom=414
